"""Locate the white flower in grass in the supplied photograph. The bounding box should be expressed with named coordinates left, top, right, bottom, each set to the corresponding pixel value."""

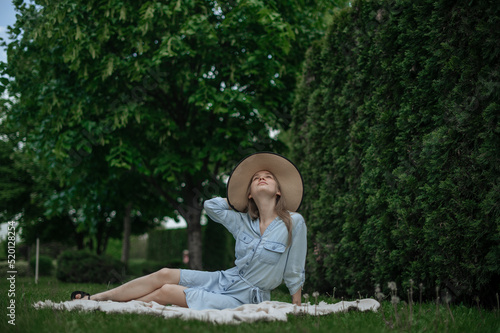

left=312, top=291, right=319, bottom=305
left=375, top=284, right=385, bottom=301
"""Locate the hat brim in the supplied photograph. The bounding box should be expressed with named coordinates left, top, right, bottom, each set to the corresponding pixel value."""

left=227, top=152, right=303, bottom=212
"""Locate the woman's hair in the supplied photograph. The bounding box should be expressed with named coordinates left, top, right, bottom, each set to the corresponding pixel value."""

left=246, top=172, right=293, bottom=246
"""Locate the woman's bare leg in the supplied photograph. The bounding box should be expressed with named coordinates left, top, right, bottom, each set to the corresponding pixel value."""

left=135, top=284, right=188, bottom=307
left=73, top=268, right=181, bottom=302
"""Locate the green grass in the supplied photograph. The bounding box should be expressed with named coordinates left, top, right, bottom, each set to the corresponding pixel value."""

left=1, top=276, right=498, bottom=333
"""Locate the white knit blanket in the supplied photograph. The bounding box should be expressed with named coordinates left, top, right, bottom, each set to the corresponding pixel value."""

left=33, top=299, right=380, bottom=324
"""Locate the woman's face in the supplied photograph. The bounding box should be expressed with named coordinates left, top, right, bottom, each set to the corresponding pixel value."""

left=248, top=170, right=281, bottom=199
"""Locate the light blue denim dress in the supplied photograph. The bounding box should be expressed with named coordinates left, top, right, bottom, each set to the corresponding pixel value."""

left=179, top=197, right=307, bottom=310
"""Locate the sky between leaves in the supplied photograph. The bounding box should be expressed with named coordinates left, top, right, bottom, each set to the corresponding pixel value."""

left=0, top=0, right=16, bottom=64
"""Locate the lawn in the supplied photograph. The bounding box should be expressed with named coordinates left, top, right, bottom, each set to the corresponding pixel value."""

left=1, top=276, right=498, bottom=333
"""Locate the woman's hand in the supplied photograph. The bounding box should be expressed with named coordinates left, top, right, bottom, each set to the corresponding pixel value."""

left=223, top=198, right=233, bottom=210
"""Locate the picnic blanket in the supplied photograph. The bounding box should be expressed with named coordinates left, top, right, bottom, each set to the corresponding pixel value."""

left=33, top=299, right=380, bottom=324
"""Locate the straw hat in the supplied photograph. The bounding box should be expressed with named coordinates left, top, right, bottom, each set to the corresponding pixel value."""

left=227, top=152, right=303, bottom=212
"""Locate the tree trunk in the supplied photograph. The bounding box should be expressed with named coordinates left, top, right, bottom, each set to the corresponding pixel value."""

left=178, top=189, right=204, bottom=270
left=121, top=202, right=133, bottom=264
left=96, top=217, right=106, bottom=255
left=75, top=232, right=85, bottom=250
left=186, top=209, right=203, bottom=270
left=152, top=177, right=205, bottom=270
left=71, top=217, right=85, bottom=250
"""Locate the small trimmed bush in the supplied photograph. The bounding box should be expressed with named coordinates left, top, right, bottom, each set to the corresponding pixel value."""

left=0, top=260, right=29, bottom=277
left=29, top=255, right=54, bottom=276
left=56, top=250, right=125, bottom=283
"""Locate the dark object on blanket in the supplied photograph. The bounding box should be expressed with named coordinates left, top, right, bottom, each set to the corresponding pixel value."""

left=57, top=250, right=125, bottom=284
left=71, top=291, right=91, bottom=300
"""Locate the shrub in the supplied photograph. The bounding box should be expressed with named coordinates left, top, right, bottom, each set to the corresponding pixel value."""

left=28, top=242, right=70, bottom=260
left=56, top=250, right=125, bottom=283
left=291, top=0, right=500, bottom=306
left=29, top=255, right=54, bottom=276
left=0, top=260, right=29, bottom=277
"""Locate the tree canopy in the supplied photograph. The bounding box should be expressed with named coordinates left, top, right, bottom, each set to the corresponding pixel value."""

left=1, top=0, right=345, bottom=268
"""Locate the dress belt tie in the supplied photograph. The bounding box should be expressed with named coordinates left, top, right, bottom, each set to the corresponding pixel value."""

left=238, top=273, right=270, bottom=304
left=251, top=287, right=264, bottom=304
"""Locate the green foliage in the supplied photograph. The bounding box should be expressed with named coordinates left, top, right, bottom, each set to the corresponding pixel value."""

left=203, top=218, right=236, bottom=271
left=129, top=235, right=148, bottom=260
left=0, top=260, right=29, bottom=277
left=147, top=228, right=188, bottom=264
left=56, top=250, right=125, bottom=283
left=106, top=235, right=150, bottom=261
left=0, top=135, right=31, bottom=222
left=292, top=0, right=500, bottom=306
left=146, top=222, right=237, bottom=271
left=126, top=259, right=176, bottom=276
left=0, top=0, right=345, bottom=269
left=0, top=235, right=10, bottom=260
left=104, top=237, right=123, bottom=261
left=28, top=242, right=71, bottom=260
left=29, top=255, right=54, bottom=276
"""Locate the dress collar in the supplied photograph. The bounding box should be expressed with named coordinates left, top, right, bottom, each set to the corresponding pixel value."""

left=252, top=216, right=281, bottom=236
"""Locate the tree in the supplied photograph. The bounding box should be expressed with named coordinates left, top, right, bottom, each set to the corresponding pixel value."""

left=0, top=124, right=32, bottom=223
left=36, top=143, right=164, bottom=258
left=0, top=119, right=83, bottom=249
left=2, top=0, right=345, bottom=269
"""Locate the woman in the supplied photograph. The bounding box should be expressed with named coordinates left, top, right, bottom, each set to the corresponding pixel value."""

left=71, top=152, right=307, bottom=310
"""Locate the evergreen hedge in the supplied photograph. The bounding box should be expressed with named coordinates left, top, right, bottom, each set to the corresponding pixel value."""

left=291, top=0, right=499, bottom=306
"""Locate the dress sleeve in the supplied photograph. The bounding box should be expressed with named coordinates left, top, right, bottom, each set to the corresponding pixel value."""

left=203, top=197, right=242, bottom=237
left=283, top=213, right=307, bottom=295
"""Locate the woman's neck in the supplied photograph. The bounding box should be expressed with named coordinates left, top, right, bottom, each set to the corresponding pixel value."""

left=254, top=196, right=278, bottom=225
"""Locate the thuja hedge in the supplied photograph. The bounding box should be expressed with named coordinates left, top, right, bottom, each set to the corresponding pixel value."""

left=291, top=0, right=499, bottom=305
